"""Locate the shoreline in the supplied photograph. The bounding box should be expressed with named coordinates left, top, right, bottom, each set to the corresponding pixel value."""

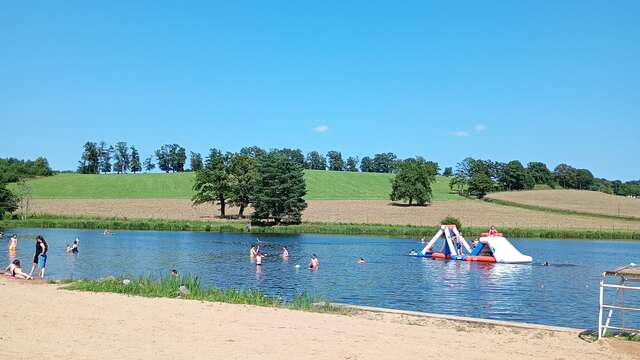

left=1, top=278, right=638, bottom=359
left=2, top=214, right=639, bottom=239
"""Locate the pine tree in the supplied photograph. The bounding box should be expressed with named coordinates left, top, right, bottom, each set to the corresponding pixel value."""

left=130, top=146, right=142, bottom=173
left=252, top=150, right=307, bottom=224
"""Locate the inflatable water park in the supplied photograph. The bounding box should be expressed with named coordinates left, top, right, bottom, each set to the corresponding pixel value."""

left=412, top=225, right=533, bottom=264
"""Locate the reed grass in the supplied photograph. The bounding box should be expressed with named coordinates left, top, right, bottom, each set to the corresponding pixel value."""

left=61, top=275, right=350, bottom=314
left=2, top=214, right=639, bottom=240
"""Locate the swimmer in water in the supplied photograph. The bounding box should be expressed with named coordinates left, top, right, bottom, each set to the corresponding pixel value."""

left=309, top=254, right=319, bottom=270
left=250, top=244, right=258, bottom=257
left=65, top=244, right=71, bottom=253
left=543, top=261, right=550, bottom=266
left=255, top=251, right=264, bottom=266
left=8, top=234, right=17, bottom=252
left=408, top=249, right=418, bottom=256
left=358, top=257, right=366, bottom=264
left=171, top=269, right=179, bottom=278
left=281, top=246, right=289, bottom=258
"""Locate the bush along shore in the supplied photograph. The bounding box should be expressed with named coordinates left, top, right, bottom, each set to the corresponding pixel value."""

left=59, top=275, right=347, bottom=314
left=1, top=214, right=639, bottom=240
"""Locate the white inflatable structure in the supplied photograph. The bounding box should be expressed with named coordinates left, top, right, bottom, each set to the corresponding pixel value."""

left=414, top=225, right=533, bottom=264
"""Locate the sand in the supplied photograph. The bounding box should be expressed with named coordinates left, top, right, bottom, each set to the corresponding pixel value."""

left=1, top=278, right=638, bottom=360
left=28, top=198, right=640, bottom=230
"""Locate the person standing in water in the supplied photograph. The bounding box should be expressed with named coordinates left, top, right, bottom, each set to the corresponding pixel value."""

left=250, top=244, right=258, bottom=257
left=255, top=251, right=264, bottom=267
left=29, top=235, right=48, bottom=279
left=8, top=234, right=17, bottom=252
left=281, top=246, right=289, bottom=259
left=71, top=238, right=79, bottom=254
left=308, top=254, right=319, bottom=270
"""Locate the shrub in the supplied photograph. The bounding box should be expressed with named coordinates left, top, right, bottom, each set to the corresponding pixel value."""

left=441, top=216, right=462, bottom=230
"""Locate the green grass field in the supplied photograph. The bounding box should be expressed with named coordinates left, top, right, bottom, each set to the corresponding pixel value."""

left=14, top=170, right=462, bottom=200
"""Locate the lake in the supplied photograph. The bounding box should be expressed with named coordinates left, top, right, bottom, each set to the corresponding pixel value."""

left=2, top=227, right=639, bottom=329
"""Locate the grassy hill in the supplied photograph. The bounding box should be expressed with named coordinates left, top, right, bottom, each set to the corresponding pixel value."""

left=15, top=171, right=462, bottom=201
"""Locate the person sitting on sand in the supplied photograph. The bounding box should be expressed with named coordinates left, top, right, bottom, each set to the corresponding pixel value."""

left=4, top=259, right=33, bottom=280
left=8, top=234, right=17, bottom=252
left=250, top=245, right=258, bottom=257
left=309, top=254, right=319, bottom=270
left=488, top=226, right=498, bottom=236
left=358, top=257, right=366, bottom=264
left=281, top=246, right=289, bottom=258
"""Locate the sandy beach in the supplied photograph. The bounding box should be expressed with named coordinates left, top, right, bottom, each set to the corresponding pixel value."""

left=1, top=278, right=638, bottom=360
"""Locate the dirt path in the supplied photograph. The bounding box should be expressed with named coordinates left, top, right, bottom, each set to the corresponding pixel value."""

left=29, top=198, right=640, bottom=230
left=1, top=279, right=637, bottom=360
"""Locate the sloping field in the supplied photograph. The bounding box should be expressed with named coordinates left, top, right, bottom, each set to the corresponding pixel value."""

left=486, top=190, right=640, bottom=219
left=28, top=199, right=640, bottom=230
left=16, top=172, right=461, bottom=201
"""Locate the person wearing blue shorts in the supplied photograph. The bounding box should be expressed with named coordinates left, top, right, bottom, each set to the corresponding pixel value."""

left=29, top=235, right=48, bottom=279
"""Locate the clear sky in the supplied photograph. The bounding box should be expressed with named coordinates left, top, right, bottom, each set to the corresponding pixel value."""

left=1, top=1, right=638, bottom=180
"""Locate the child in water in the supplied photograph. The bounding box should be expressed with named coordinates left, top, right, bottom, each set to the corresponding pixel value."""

left=309, top=254, right=319, bottom=270
left=255, top=251, right=264, bottom=266
left=8, top=234, right=17, bottom=252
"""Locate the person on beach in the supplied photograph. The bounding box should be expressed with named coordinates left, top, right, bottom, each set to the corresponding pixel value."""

left=71, top=238, right=79, bottom=254
left=28, top=235, right=48, bottom=279
left=309, top=254, right=319, bottom=270
left=358, top=257, right=366, bottom=264
left=8, top=234, right=17, bottom=252
left=281, top=246, right=289, bottom=259
left=488, top=226, right=498, bottom=236
left=4, top=259, right=33, bottom=280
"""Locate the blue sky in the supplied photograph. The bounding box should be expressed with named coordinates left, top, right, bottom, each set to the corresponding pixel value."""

left=1, top=1, right=638, bottom=180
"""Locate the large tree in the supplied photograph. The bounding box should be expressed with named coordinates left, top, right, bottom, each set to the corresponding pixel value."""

left=360, top=156, right=374, bottom=172
left=113, top=142, right=130, bottom=174
left=372, top=152, right=397, bottom=173
left=279, top=148, right=305, bottom=167
left=130, top=146, right=142, bottom=173
left=527, top=162, right=552, bottom=185
left=327, top=151, right=345, bottom=171
left=252, top=150, right=307, bottom=224
left=155, top=144, right=186, bottom=172
left=345, top=156, right=359, bottom=172
left=497, top=160, right=534, bottom=191
left=390, top=158, right=436, bottom=206
left=228, top=152, right=255, bottom=218
left=98, top=141, right=112, bottom=173
left=192, top=149, right=232, bottom=218
left=0, top=181, right=18, bottom=217
left=143, top=156, right=155, bottom=172
left=305, top=151, right=327, bottom=170
left=442, top=167, right=453, bottom=177
left=190, top=151, right=203, bottom=172
left=78, top=141, right=100, bottom=174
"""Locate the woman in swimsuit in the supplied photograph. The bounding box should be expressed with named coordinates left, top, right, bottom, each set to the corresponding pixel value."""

left=4, top=259, right=33, bottom=280
left=29, top=235, right=48, bottom=279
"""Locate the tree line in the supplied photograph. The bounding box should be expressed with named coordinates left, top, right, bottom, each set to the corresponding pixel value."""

left=0, top=157, right=53, bottom=184
left=449, top=158, right=640, bottom=198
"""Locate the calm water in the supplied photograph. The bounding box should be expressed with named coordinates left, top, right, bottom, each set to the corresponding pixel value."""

left=2, top=227, right=639, bottom=329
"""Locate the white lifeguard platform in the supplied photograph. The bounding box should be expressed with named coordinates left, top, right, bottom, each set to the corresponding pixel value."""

left=598, top=265, right=640, bottom=339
